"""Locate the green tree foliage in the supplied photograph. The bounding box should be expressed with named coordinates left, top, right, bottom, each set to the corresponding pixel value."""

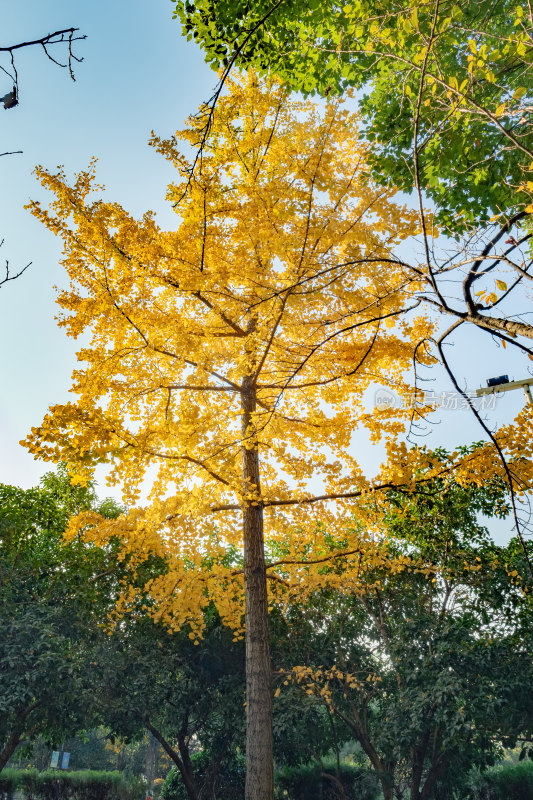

left=92, top=612, right=246, bottom=800
left=276, top=473, right=533, bottom=800
left=174, top=0, right=533, bottom=228
left=93, top=606, right=351, bottom=799
left=0, top=469, right=123, bottom=772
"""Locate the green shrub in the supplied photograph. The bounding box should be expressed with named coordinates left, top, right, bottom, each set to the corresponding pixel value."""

left=0, top=770, right=144, bottom=800
left=274, top=759, right=379, bottom=800
left=0, top=768, right=36, bottom=796
left=470, top=761, right=533, bottom=800
left=160, top=753, right=245, bottom=800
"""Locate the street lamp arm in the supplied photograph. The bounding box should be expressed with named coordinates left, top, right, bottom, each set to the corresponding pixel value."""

left=476, top=376, right=533, bottom=407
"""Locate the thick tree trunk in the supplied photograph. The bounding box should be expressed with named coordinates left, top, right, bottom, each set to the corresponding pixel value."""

left=381, top=781, right=394, bottom=800
left=241, top=378, right=274, bottom=800
left=410, top=734, right=429, bottom=800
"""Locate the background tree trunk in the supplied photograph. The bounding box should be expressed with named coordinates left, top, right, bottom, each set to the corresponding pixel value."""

left=0, top=731, right=22, bottom=773
left=145, top=721, right=200, bottom=800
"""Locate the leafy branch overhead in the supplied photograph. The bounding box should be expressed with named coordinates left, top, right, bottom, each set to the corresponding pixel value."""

left=175, top=0, right=533, bottom=230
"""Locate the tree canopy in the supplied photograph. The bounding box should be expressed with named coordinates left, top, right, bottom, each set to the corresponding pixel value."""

left=24, top=71, right=433, bottom=625
left=173, top=0, right=533, bottom=549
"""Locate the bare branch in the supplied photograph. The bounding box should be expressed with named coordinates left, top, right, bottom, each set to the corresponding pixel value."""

left=0, top=27, right=86, bottom=109
left=0, top=241, right=31, bottom=288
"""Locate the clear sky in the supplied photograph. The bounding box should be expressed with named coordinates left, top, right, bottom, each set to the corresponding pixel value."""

left=0, top=0, right=215, bottom=488
left=0, top=0, right=529, bottom=541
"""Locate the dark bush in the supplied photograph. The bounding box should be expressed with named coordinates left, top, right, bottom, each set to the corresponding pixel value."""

left=160, top=753, right=245, bottom=800
left=469, top=761, right=533, bottom=800
left=0, top=768, right=30, bottom=796
left=274, top=759, right=379, bottom=800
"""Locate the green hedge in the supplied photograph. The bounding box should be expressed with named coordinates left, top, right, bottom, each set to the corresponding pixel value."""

left=275, top=760, right=379, bottom=800
left=0, top=769, right=144, bottom=800
left=469, top=761, right=533, bottom=800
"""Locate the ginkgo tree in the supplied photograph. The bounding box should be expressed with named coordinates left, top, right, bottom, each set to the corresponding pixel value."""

left=24, top=73, right=434, bottom=800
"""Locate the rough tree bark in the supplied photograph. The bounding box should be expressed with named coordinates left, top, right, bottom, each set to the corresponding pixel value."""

left=241, top=375, right=274, bottom=800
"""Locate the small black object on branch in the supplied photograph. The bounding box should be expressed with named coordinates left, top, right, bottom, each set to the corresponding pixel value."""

left=0, top=85, right=17, bottom=109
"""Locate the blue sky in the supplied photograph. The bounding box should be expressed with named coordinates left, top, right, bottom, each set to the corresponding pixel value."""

left=0, top=0, right=215, bottom=488
left=0, top=0, right=529, bottom=541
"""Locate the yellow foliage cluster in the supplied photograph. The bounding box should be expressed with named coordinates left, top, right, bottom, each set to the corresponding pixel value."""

left=278, top=664, right=382, bottom=708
